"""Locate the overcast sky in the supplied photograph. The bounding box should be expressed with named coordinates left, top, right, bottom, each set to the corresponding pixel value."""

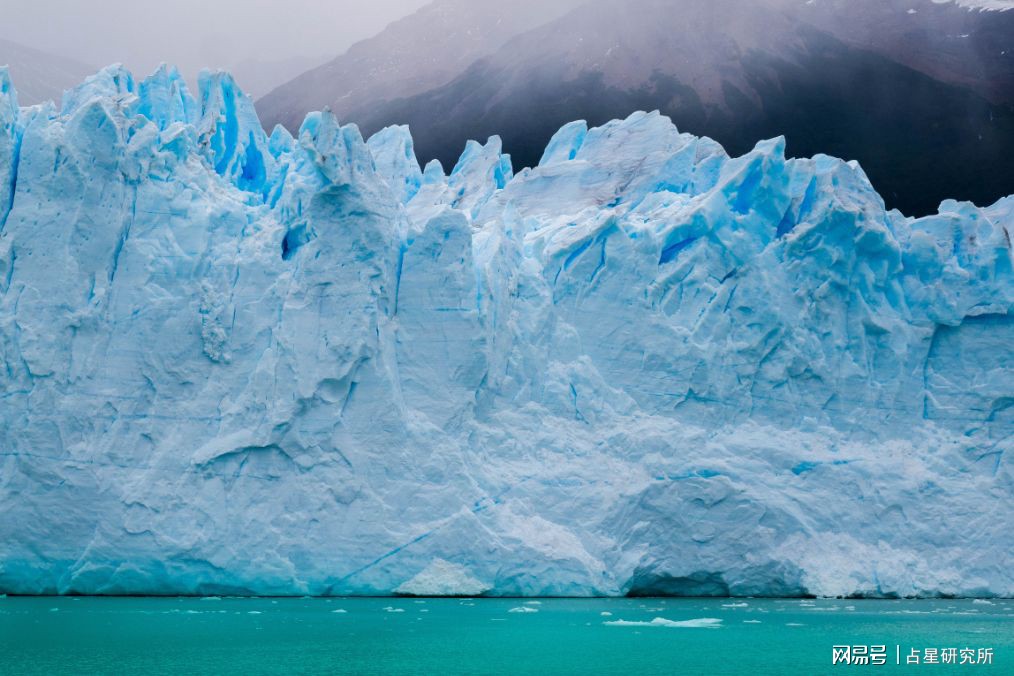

left=4, top=0, right=1012, bottom=78
left=1, top=0, right=430, bottom=78
left=3, top=0, right=1011, bottom=96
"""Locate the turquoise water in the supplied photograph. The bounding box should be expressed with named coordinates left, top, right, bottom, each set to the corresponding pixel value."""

left=1, top=597, right=1011, bottom=674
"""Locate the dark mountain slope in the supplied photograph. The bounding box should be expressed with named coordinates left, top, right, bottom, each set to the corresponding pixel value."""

left=791, top=0, right=1014, bottom=103
left=258, top=0, right=1014, bottom=215
left=0, top=37, right=95, bottom=106
left=257, top=0, right=586, bottom=134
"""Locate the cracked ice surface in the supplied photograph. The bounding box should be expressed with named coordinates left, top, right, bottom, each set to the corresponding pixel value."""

left=0, top=64, right=1011, bottom=597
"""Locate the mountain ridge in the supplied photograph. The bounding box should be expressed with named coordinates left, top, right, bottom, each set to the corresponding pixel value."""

left=0, top=37, right=96, bottom=106
left=257, top=0, right=1014, bottom=216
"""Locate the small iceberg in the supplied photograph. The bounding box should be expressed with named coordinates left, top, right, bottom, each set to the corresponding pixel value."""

left=508, top=606, right=539, bottom=614
left=604, top=617, right=722, bottom=628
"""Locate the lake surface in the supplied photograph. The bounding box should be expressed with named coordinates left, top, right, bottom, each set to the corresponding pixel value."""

left=1, top=596, right=1010, bottom=674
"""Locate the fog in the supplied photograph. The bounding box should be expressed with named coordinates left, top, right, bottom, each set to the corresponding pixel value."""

left=3, top=0, right=1010, bottom=81
left=0, top=0, right=430, bottom=85
left=1, top=0, right=1010, bottom=101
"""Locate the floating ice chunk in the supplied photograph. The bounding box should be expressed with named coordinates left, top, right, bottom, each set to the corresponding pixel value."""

left=604, top=617, right=722, bottom=628
left=508, top=606, right=539, bottom=613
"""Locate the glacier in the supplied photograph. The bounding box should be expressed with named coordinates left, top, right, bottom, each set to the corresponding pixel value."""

left=0, top=64, right=1011, bottom=598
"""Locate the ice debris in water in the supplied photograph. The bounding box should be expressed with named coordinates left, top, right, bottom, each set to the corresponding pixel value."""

left=604, top=618, right=723, bottom=628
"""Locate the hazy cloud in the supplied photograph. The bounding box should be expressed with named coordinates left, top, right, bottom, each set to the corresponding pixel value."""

left=0, top=0, right=431, bottom=81
left=2, top=0, right=1009, bottom=97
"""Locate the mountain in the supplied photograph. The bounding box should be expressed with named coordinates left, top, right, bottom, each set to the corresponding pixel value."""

left=257, top=0, right=1014, bottom=216
left=257, top=0, right=586, bottom=136
left=1, top=67, right=1011, bottom=597
left=225, top=55, right=330, bottom=100
left=796, top=0, right=1014, bottom=103
left=0, top=37, right=95, bottom=106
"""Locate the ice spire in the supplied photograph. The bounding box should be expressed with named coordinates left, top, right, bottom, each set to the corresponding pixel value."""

left=197, top=70, right=275, bottom=199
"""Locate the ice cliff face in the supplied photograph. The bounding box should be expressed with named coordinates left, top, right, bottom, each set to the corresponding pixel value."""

left=0, top=65, right=1011, bottom=598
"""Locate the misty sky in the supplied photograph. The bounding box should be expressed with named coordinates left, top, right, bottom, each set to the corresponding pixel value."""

left=3, top=0, right=1011, bottom=98
left=1, top=0, right=430, bottom=78
left=4, top=0, right=1012, bottom=79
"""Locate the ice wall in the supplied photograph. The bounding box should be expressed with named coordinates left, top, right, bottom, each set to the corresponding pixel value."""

left=0, top=66, right=1011, bottom=597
